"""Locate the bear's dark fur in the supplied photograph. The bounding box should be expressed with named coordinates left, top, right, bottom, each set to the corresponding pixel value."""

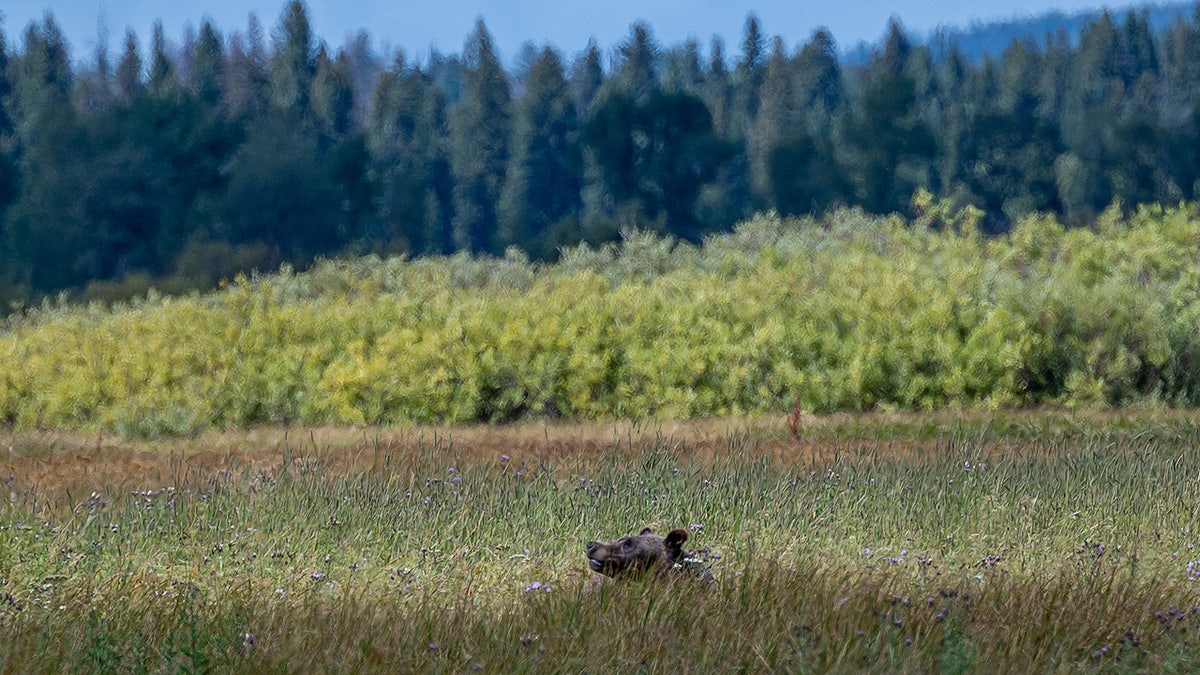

left=585, top=527, right=715, bottom=584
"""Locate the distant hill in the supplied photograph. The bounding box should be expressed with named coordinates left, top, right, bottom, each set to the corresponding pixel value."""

left=843, top=1, right=1196, bottom=63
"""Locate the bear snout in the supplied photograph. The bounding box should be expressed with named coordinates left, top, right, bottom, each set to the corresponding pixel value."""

left=585, top=541, right=604, bottom=572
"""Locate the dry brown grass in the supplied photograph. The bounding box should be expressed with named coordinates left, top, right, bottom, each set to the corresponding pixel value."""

left=1, top=418, right=778, bottom=498
left=6, top=408, right=1200, bottom=672
left=4, top=407, right=1195, bottom=501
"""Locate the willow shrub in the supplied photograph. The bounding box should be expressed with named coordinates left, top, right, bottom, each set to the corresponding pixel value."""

left=4, top=202, right=1200, bottom=434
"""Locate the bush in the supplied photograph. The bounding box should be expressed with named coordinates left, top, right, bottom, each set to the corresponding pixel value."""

left=4, top=203, right=1200, bottom=433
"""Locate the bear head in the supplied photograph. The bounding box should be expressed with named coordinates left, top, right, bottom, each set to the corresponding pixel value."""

left=585, top=527, right=688, bottom=579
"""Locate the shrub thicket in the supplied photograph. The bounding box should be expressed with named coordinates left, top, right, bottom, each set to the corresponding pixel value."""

left=3, top=202, right=1200, bottom=434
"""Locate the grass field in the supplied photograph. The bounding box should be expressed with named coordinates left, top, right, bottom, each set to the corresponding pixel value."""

left=3, top=411, right=1200, bottom=672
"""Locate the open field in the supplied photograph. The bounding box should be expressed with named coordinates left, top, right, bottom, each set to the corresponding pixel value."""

left=3, top=411, right=1200, bottom=671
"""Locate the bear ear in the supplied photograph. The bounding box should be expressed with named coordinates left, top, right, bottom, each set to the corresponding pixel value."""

left=639, top=527, right=654, bottom=536
left=665, top=528, right=688, bottom=549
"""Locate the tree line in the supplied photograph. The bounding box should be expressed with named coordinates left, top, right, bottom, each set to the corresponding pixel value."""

left=2, top=1, right=1200, bottom=304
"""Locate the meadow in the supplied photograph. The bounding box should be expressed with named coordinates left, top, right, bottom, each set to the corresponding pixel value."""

left=3, top=411, right=1200, bottom=672
left=4, top=204, right=1200, bottom=671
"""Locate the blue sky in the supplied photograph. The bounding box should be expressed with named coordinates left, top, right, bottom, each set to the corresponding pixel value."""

left=2, top=0, right=1153, bottom=64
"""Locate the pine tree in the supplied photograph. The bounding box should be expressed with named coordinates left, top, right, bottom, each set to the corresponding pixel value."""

left=569, top=40, right=603, bottom=116
left=6, top=16, right=87, bottom=294
left=585, top=85, right=731, bottom=240
left=712, top=16, right=768, bottom=223
left=147, top=22, right=176, bottom=100
left=449, top=19, right=511, bottom=254
left=220, top=114, right=342, bottom=260
left=311, top=44, right=355, bottom=136
left=749, top=37, right=794, bottom=207
left=498, top=46, right=582, bottom=257
left=76, top=24, right=113, bottom=115
left=115, top=30, right=142, bottom=105
left=1059, top=12, right=1122, bottom=220
left=570, top=40, right=609, bottom=239
left=759, top=31, right=847, bottom=216
left=1160, top=11, right=1200, bottom=127
left=663, top=39, right=703, bottom=95
left=1117, top=11, right=1158, bottom=89
left=1107, top=12, right=1168, bottom=205
left=1160, top=10, right=1200, bottom=198
left=191, top=20, right=224, bottom=107
left=615, top=22, right=660, bottom=100
left=269, top=0, right=316, bottom=117
left=702, top=38, right=732, bottom=138
left=693, top=37, right=746, bottom=228
left=339, top=31, right=380, bottom=129
left=794, top=29, right=843, bottom=135
left=0, top=27, right=16, bottom=292
left=0, top=28, right=13, bottom=150
left=959, top=41, right=1062, bottom=223
left=731, top=14, right=766, bottom=141
left=224, top=14, right=269, bottom=118
left=12, top=16, right=73, bottom=146
left=423, top=84, right=456, bottom=254
left=930, top=44, right=974, bottom=205
left=428, top=50, right=465, bottom=105
left=642, top=90, right=733, bottom=240
left=842, top=20, right=936, bottom=214
left=366, top=53, right=444, bottom=253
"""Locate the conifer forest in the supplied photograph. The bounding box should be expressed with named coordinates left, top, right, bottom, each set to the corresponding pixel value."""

left=1, top=1, right=1199, bottom=304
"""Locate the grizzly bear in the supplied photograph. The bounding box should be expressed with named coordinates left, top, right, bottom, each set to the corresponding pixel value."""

left=585, top=527, right=715, bottom=583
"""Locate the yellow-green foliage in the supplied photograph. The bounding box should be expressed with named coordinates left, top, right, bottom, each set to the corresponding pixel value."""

left=4, top=203, right=1200, bottom=434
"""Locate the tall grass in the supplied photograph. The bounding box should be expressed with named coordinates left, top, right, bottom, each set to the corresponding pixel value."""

left=4, top=418, right=1199, bottom=671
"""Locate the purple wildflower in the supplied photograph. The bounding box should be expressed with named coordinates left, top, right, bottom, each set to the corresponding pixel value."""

left=978, top=554, right=1001, bottom=568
